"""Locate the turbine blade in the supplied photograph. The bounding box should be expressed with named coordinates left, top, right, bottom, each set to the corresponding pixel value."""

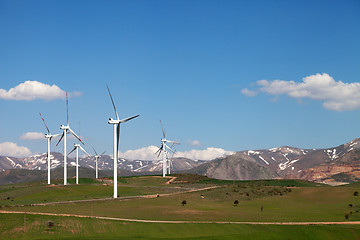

left=56, top=133, right=64, bottom=146
left=66, top=92, right=69, bottom=126
left=119, top=115, right=139, bottom=123
left=69, top=128, right=85, bottom=145
left=39, top=113, right=50, bottom=134
left=171, top=150, right=177, bottom=160
left=106, top=85, right=119, bottom=120
left=68, top=147, right=76, bottom=156
left=155, top=145, right=163, bottom=158
left=155, top=147, right=161, bottom=155
left=92, top=146, right=98, bottom=156
left=79, top=146, right=91, bottom=157
left=53, top=133, right=63, bottom=138
left=165, top=144, right=175, bottom=153
left=160, top=120, right=166, bottom=138
left=100, top=151, right=106, bottom=156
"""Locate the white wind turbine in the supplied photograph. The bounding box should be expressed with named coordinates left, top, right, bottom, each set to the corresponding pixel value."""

left=56, top=92, right=85, bottom=185
left=167, top=149, right=177, bottom=175
left=39, top=113, right=62, bottom=185
left=107, top=85, right=139, bottom=198
left=92, top=147, right=105, bottom=179
left=155, top=121, right=180, bottom=177
left=68, top=143, right=90, bottom=184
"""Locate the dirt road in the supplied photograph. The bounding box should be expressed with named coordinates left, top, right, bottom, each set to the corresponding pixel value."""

left=1, top=210, right=360, bottom=225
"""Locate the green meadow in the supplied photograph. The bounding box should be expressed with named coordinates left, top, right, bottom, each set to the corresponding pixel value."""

left=1, top=175, right=360, bottom=239
left=1, top=213, right=360, bottom=240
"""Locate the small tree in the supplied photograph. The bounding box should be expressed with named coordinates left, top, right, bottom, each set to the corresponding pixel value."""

left=354, top=191, right=359, bottom=197
left=182, top=200, right=187, bottom=206
left=233, top=200, right=239, bottom=206
left=46, top=220, right=55, bottom=230
left=345, top=213, right=349, bottom=220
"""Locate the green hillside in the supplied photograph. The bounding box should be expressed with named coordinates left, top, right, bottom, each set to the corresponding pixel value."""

left=0, top=175, right=360, bottom=239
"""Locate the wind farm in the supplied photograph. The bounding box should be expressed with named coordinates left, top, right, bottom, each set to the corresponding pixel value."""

left=0, top=85, right=359, bottom=239
left=1, top=0, right=360, bottom=239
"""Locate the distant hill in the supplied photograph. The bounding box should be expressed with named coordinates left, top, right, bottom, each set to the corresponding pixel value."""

left=189, top=153, right=278, bottom=180
left=191, top=138, right=360, bottom=184
left=1, top=138, right=360, bottom=185
left=0, top=152, right=198, bottom=173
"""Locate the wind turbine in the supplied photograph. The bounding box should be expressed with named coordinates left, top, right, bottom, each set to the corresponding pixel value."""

left=92, top=147, right=105, bottom=179
left=68, top=143, right=90, bottom=184
left=167, top=148, right=177, bottom=175
left=107, top=85, right=139, bottom=198
left=39, top=113, right=62, bottom=185
left=155, top=121, right=180, bottom=177
left=56, top=92, right=84, bottom=185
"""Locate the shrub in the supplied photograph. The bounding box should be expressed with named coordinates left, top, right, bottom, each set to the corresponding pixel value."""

left=233, top=200, right=239, bottom=206
left=354, top=191, right=359, bottom=196
left=182, top=200, right=187, bottom=206
left=46, top=220, right=55, bottom=230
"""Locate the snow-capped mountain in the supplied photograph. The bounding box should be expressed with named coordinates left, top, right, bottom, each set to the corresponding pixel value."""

left=1, top=138, right=360, bottom=184
left=238, top=138, right=360, bottom=178
left=188, top=138, right=360, bottom=182
left=0, top=152, right=200, bottom=173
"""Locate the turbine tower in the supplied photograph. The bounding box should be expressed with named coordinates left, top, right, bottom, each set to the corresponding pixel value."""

left=155, top=121, right=179, bottom=177
left=167, top=149, right=177, bottom=175
left=92, top=147, right=105, bottom=179
left=106, top=85, right=139, bottom=198
left=68, top=143, right=90, bottom=184
left=56, top=93, right=84, bottom=185
left=39, top=113, right=62, bottom=185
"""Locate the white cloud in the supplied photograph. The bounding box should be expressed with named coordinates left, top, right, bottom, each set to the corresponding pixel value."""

left=242, top=73, right=360, bottom=111
left=0, top=142, right=32, bottom=157
left=176, top=147, right=234, bottom=160
left=0, top=80, right=80, bottom=101
left=119, top=146, right=234, bottom=161
left=20, top=132, right=44, bottom=140
left=120, top=146, right=160, bottom=161
left=188, top=140, right=201, bottom=146
left=241, top=88, right=258, bottom=97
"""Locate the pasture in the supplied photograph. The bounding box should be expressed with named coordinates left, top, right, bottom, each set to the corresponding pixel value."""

left=1, top=175, right=360, bottom=239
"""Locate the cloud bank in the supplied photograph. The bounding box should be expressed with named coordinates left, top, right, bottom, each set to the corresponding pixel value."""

left=0, top=80, right=81, bottom=101
left=20, top=132, right=44, bottom=140
left=242, top=73, right=360, bottom=111
left=176, top=147, right=234, bottom=160
left=120, top=146, right=234, bottom=161
left=0, top=142, right=32, bottom=157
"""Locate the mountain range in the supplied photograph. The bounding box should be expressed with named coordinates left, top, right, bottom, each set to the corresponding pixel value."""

left=1, top=138, right=359, bottom=185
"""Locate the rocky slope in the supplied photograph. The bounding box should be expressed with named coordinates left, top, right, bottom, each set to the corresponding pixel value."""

left=192, top=138, right=360, bottom=183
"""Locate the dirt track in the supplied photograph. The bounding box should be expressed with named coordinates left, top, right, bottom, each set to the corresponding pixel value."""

left=1, top=210, right=360, bottom=225
left=2, top=185, right=220, bottom=208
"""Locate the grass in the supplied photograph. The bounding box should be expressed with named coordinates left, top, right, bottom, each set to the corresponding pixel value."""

left=0, top=177, right=184, bottom=206
left=1, top=213, right=360, bottom=240
left=1, top=175, right=360, bottom=239
left=5, top=182, right=360, bottom=222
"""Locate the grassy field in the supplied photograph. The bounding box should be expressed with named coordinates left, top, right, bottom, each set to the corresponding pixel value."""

left=0, top=176, right=184, bottom=206
left=1, top=213, right=360, bottom=240
left=1, top=175, right=360, bottom=239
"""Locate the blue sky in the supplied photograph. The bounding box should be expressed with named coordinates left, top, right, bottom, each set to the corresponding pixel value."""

left=0, top=0, right=359, bottom=160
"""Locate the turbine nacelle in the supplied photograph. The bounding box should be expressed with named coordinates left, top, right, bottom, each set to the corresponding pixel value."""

left=60, top=124, right=69, bottom=130
left=108, top=118, right=120, bottom=124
